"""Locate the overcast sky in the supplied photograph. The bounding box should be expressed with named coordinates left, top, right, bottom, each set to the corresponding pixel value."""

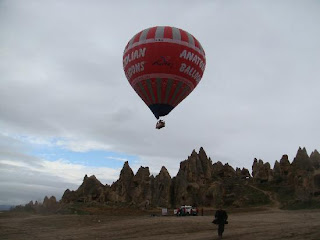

left=1, top=0, right=319, bottom=205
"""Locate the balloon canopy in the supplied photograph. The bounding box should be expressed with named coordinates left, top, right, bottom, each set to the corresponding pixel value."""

left=123, top=26, right=206, bottom=119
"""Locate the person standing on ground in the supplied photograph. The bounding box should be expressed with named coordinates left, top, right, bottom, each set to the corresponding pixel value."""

left=213, top=206, right=228, bottom=239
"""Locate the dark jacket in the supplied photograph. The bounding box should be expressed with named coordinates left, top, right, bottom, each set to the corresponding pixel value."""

left=214, top=209, right=228, bottom=225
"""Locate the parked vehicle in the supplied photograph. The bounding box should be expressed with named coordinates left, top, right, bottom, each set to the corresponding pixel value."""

left=175, top=205, right=198, bottom=216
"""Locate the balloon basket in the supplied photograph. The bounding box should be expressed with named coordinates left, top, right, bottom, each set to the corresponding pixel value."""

left=156, top=120, right=165, bottom=129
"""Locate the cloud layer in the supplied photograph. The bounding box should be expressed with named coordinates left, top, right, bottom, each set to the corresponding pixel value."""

left=1, top=0, right=320, bottom=204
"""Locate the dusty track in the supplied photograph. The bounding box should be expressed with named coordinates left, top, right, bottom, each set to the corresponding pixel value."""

left=1, top=208, right=320, bottom=240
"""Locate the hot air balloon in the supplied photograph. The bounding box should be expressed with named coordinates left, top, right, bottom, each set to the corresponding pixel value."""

left=122, top=26, right=206, bottom=129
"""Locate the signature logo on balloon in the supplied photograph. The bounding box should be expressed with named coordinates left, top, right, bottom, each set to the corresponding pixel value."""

left=152, top=56, right=173, bottom=69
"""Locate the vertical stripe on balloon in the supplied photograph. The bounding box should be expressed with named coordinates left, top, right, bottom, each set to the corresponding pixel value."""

left=164, top=79, right=173, bottom=104
left=146, top=27, right=157, bottom=39
left=139, top=28, right=149, bottom=41
left=172, top=27, right=181, bottom=41
left=134, top=84, right=144, bottom=104
left=160, top=78, right=168, bottom=104
left=128, top=35, right=135, bottom=47
left=156, top=78, right=162, bottom=103
left=169, top=81, right=182, bottom=105
left=124, top=42, right=129, bottom=52
left=194, top=38, right=201, bottom=50
left=138, top=82, right=151, bottom=105
left=167, top=80, right=177, bottom=105
left=179, top=29, right=189, bottom=43
left=196, top=39, right=205, bottom=55
left=141, top=81, right=152, bottom=104
left=187, top=33, right=195, bottom=46
left=146, top=79, right=156, bottom=104
left=132, top=31, right=143, bottom=45
left=136, top=82, right=146, bottom=105
left=151, top=78, right=159, bottom=103
left=134, top=84, right=148, bottom=105
left=172, top=82, right=186, bottom=106
left=163, top=26, right=173, bottom=39
left=155, top=26, right=165, bottom=39
left=128, top=33, right=138, bottom=48
left=173, top=85, right=190, bottom=107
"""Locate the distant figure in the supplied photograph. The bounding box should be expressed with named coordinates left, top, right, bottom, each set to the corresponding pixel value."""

left=145, top=200, right=150, bottom=209
left=213, top=207, right=228, bottom=239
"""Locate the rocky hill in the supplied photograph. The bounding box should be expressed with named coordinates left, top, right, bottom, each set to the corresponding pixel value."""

left=12, top=196, right=59, bottom=213
left=59, top=147, right=320, bottom=209
left=13, top=147, right=320, bottom=212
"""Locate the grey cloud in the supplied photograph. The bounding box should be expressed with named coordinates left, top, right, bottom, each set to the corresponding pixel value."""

left=0, top=160, right=78, bottom=205
left=1, top=0, right=320, bottom=203
left=0, top=134, right=78, bottom=204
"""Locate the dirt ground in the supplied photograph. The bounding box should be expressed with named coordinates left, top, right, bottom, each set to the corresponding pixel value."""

left=1, top=208, right=320, bottom=240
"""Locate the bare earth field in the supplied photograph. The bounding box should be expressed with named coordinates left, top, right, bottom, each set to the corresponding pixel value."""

left=1, top=208, right=320, bottom=240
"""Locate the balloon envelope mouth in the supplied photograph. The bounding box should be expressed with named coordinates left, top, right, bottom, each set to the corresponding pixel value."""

left=148, top=104, right=174, bottom=119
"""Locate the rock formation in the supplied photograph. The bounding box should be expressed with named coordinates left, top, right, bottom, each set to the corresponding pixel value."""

left=152, top=166, right=171, bottom=207
left=111, top=161, right=134, bottom=202
left=310, top=150, right=320, bottom=169
left=252, top=159, right=273, bottom=183
left=61, top=175, right=105, bottom=203
left=19, top=146, right=320, bottom=211
left=292, top=147, right=314, bottom=172
left=172, top=148, right=216, bottom=207
left=43, top=196, right=58, bottom=210
left=130, top=166, right=152, bottom=207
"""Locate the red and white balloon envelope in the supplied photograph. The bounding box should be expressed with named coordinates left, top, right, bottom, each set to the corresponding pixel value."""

left=122, top=26, right=206, bottom=129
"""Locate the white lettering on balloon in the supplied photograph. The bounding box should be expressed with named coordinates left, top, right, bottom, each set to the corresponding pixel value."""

left=123, top=48, right=147, bottom=68
left=179, top=63, right=202, bottom=83
left=179, top=50, right=205, bottom=72
left=125, top=61, right=145, bottom=79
